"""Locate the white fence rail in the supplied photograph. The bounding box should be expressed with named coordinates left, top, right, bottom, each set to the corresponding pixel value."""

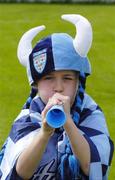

left=0, top=0, right=115, bottom=3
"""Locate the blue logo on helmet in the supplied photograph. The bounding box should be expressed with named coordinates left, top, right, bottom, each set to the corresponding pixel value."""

left=33, top=49, right=47, bottom=73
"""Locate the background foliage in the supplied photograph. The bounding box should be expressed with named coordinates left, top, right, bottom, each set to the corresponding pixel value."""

left=0, top=3, right=114, bottom=178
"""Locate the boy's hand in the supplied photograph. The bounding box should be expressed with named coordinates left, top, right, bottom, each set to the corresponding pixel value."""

left=41, top=108, right=54, bottom=136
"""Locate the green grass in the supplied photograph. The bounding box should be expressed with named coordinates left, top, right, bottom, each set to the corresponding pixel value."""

left=0, top=3, right=115, bottom=179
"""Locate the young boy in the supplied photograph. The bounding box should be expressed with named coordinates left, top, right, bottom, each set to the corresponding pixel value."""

left=0, top=14, right=114, bottom=180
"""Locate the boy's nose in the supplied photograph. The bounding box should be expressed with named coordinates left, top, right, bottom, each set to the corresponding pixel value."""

left=54, top=79, right=64, bottom=93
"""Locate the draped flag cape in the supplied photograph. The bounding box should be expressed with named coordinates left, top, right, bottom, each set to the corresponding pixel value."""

left=0, top=93, right=114, bottom=180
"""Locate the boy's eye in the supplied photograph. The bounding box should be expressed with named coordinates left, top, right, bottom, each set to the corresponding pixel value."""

left=43, top=76, right=54, bottom=80
left=64, top=77, right=74, bottom=80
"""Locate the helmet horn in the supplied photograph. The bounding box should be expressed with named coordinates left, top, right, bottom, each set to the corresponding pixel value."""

left=17, top=25, right=46, bottom=67
left=61, top=14, right=92, bottom=57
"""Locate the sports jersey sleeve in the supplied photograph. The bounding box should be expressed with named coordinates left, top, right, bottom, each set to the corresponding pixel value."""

left=79, top=95, right=114, bottom=179
left=0, top=109, right=41, bottom=180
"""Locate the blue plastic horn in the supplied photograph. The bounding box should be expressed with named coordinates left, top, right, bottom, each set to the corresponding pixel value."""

left=46, top=105, right=66, bottom=128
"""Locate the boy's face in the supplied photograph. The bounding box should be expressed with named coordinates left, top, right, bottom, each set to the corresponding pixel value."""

left=37, top=70, right=79, bottom=107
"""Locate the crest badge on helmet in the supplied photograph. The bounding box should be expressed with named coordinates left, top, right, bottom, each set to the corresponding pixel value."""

left=33, top=49, right=47, bottom=73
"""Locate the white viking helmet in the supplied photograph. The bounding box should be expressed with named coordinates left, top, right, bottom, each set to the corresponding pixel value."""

left=17, top=14, right=92, bottom=85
